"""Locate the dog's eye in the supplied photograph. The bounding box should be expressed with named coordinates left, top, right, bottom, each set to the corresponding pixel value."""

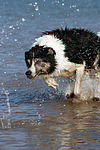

left=34, top=58, right=46, bottom=67
left=35, top=59, right=41, bottom=65
left=47, top=48, right=56, bottom=55
left=27, top=59, right=31, bottom=64
left=26, top=59, right=32, bottom=68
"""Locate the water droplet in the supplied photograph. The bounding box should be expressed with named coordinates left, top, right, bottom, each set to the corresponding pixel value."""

left=14, top=39, right=18, bottom=42
left=22, top=122, right=25, bottom=125
left=1, top=29, right=5, bottom=34
left=28, top=3, right=32, bottom=6
left=35, top=6, right=39, bottom=11
left=1, top=83, right=4, bottom=86
left=22, top=18, right=26, bottom=22
left=76, top=9, right=79, bottom=12
left=72, top=5, right=76, bottom=8
left=9, top=25, right=13, bottom=29
left=77, top=113, right=79, bottom=116
left=39, top=104, right=42, bottom=107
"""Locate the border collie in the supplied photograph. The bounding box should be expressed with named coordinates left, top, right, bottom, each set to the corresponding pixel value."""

left=25, top=28, right=100, bottom=100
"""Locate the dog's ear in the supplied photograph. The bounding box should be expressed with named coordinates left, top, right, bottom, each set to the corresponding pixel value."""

left=47, top=48, right=56, bottom=55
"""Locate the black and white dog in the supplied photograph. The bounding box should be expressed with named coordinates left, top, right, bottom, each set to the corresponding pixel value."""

left=25, top=28, right=100, bottom=100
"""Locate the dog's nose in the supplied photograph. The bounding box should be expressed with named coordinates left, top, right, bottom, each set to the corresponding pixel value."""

left=25, top=70, right=32, bottom=77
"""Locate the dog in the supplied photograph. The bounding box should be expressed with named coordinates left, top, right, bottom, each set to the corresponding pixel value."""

left=25, top=28, right=100, bottom=100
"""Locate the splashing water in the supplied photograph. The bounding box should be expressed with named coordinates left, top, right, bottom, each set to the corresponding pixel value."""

left=1, top=87, right=11, bottom=129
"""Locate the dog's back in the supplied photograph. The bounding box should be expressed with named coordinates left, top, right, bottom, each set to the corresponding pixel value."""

left=44, top=28, right=100, bottom=70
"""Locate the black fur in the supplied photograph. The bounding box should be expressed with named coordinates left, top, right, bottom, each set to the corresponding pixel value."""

left=44, top=28, right=100, bottom=69
left=26, top=45, right=57, bottom=74
left=25, top=51, right=33, bottom=68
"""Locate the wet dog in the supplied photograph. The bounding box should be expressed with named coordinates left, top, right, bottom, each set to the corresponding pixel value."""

left=25, top=28, right=100, bottom=100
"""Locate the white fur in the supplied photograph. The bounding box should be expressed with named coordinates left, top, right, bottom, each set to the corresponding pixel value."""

left=33, top=34, right=65, bottom=51
left=33, top=35, right=77, bottom=76
left=97, top=31, right=100, bottom=37
left=29, top=61, right=36, bottom=77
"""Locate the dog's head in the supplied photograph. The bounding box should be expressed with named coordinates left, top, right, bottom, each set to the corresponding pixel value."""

left=25, top=45, right=57, bottom=79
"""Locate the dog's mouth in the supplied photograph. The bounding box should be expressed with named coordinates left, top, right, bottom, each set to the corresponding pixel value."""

left=25, top=72, right=38, bottom=80
left=25, top=70, right=45, bottom=79
left=27, top=74, right=38, bottom=80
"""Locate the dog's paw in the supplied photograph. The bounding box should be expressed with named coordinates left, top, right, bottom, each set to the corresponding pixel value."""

left=44, top=77, right=58, bottom=89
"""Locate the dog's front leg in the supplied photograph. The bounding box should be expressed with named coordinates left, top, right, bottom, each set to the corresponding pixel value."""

left=74, top=64, right=85, bottom=97
left=44, top=77, right=58, bottom=89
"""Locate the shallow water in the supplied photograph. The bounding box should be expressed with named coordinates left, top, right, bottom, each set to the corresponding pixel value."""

left=0, top=0, right=100, bottom=149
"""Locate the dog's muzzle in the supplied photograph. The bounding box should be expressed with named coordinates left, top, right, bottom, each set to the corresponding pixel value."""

left=25, top=70, right=39, bottom=79
left=25, top=70, right=32, bottom=78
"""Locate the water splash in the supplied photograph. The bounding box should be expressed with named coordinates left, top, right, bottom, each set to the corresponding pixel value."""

left=34, top=2, right=39, bottom=11
left=1, top=86, right=11, bottom=129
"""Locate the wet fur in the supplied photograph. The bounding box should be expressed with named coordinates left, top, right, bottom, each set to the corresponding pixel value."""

left=25, top=28, right=100, bottom=101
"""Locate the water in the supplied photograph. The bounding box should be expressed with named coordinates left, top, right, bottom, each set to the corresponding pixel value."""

left=0, top=0, right=100, bottom=149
